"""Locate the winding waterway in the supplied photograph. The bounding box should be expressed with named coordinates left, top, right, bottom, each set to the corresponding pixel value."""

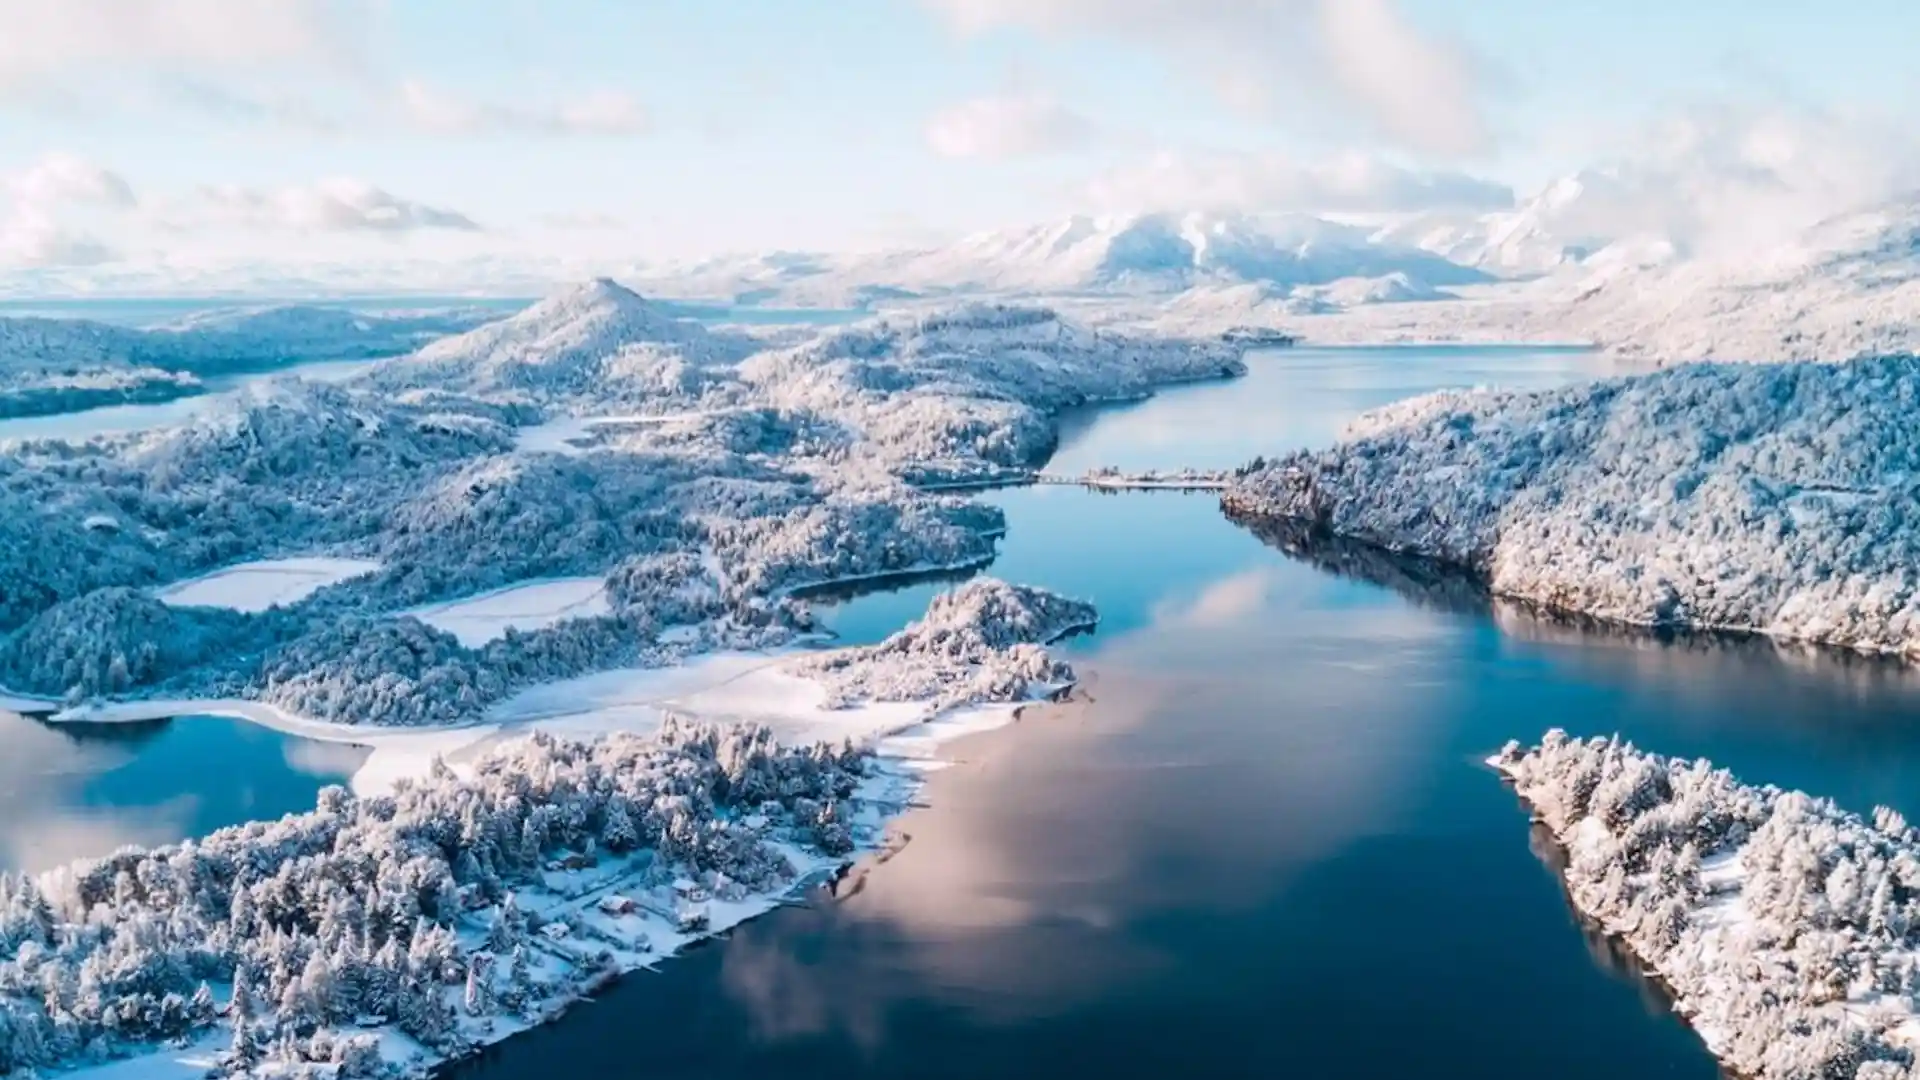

left=447, top=344, right=1920, bottom=1079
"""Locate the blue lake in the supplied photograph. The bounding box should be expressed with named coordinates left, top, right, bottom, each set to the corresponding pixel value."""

left=448, top=345, right=1920, bottom=1079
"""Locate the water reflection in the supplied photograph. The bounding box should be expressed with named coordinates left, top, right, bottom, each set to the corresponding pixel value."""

left=0, top=710, right=366, bottom=873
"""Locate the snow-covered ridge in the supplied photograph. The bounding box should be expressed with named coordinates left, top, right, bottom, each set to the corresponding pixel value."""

left=0, top=305, right=502, bottom=420
left=1494, top=731, right=1920, bottom=1080
left=1223, top=355, right=1920, bottom=658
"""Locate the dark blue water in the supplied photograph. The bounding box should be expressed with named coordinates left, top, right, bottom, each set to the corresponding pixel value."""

left=437, top=345, right=1920, bottom=1079
left=0, top=710, right=365, bottom=875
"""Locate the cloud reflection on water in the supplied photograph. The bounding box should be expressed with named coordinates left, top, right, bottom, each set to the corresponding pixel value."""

left=0, top=712, right=193, bottom=874
left=717, top=555, right=1459, bottom=1044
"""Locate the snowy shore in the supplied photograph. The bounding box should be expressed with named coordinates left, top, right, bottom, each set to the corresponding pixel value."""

left=1494, top=732, right=1920, bottom=1080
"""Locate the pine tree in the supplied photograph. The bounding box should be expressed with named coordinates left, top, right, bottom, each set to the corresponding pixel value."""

left=602, top=800, right=640, bottom=854
left=189, top=982, right=217, bottom=1027
left=487, top=896, right=521, bottom=954
left=463, top=962, right=491, bottom=1017
left=227, top=967, right=259, bottom=1069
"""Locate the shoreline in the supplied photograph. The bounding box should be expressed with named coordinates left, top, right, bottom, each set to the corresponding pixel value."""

left=1220, top=502, right=1920, bottom=666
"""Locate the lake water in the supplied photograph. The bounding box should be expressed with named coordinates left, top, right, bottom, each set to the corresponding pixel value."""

left=0, top=709, right=366, bottom=875
left=447, top=345, right=1920, bottom=1080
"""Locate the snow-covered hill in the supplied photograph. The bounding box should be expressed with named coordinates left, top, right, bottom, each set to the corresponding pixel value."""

left=1224, top=354, right=1920, bottom=656
left=1556, top=197, right=1920, bottom=363
left=385, top=278, right=756, bottom=396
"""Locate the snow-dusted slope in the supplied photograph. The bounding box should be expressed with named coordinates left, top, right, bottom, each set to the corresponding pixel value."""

left=1224, top=355, right=1920, bottom=656
left=742, top=302, right=1245, bottom=480
left=1271, top=193, right=1920, bottom=362
left=1495, top=731, right=1920, bottom=1080
left=1553, top=198, right=1920, bottom=364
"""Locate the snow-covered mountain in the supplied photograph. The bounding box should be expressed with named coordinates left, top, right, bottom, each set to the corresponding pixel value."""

left=638, top=211, right=1490, bottom=306
left=1375, top=173, right=1667, bottom=278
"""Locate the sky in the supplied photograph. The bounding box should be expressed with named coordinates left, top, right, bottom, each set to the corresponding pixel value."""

left=1, top=0, right=1917, bottom=283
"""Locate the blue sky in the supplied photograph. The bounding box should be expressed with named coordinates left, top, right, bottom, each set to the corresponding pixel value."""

left=0, top=0, right=1915, bottom=272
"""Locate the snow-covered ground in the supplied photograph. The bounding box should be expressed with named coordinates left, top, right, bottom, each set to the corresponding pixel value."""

left=156, top=557, right=384, bottom=613
left=1494, top=732, right=1920, bottom=1080
left=403, top=578, right=612, bottom=647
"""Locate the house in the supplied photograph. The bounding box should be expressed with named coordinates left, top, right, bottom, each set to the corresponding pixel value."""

left=544, top=851, right=597, bottom=872
left=598, top=895, right=638, bottom=916
left=540, top=922, right=572, bottom=941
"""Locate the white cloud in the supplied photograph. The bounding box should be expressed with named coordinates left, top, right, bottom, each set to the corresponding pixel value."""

left=179, top=179, right=481, bottom=234
left=159, top=78, right=346, bottom=133
left=1538, top=102, right=1920, bottom=257
left=540, top=211, right=628, bottom=231
left=398, top=80, right=650, bottom=137
left=0, top=213, right=118, bottom=268
left=925, top=94, right=1096, bottom=160
left=922, top=0, right=1491, bottom=157
left=0, top=153, right=136, bottom=268
left=1085, top=149, right=1513, bottom=214
left=6, top=154, right=136, bottom=210
left=0, top=0, right=361, bottom=90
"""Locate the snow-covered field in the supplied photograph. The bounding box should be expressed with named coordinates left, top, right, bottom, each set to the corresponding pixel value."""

left=1494, top=732, right=1920, bottom=1080
left=404, top=578, right=612, bottom=647
left=156, top=557, right=384, bottom=613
